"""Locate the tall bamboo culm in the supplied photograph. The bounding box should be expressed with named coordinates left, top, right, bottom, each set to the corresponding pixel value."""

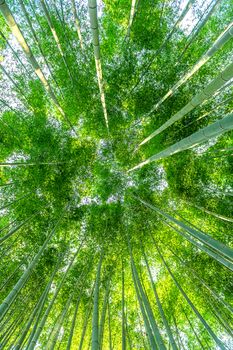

left=88, top=0, right=109, bottom=130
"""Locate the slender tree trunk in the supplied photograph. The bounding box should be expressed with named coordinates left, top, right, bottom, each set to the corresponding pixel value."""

left=131, top=257, right=166, bottom=349
left=0, top=314, right=24, bottom=348
left=18, top=0, right=63, bottom=97
left=15, top=251, right=65, bottom=350
left=126, top=0, right=195, bottom=97
left=169, top=247, right=233, bottom=313
left=108, top=299, right=113, bottom=350
left=131, top=112, right=233, bottom=170
left=155, top=242, right=227, bottom=350
left=172, top=315, right=185, bottom=350
left=122, top=260, right=126, bottom=350
left=0, top=217, right=18, bottom=233
left=88, top=0, right=109, bottom=130
left=127, top=236, right=158, bottom=349
left=0, top=182, right=15, bottom=188
left=0, top=161, right=68, bottom=167
left=79, top=297, right=93, bottom=350
left=137, top=63, right=233, bottom=148
left=0, top=210, right=40, bottom=244
left=131, top=261, right=157, bottom=349
left=142, top=246, right=178, bottom=350
left=27, top=243, right=83, bottom=350
left=126, top=0, right=137, bottom=39
left=47, top=294, right=73, bottom=350
left=71, top=0, right=83, bottom=49
left=134, top=196, right=233, bottom=267
left=177, top=0, right=221, bottom=63
left=0, top=192, right=32, bottom=212
left=0, top=30, right=31, bottom=78
left=172, top=95, right=233, bottom=138
left=39, top=0, right=74, bottom=84
left=157, top=9, right=230, bottom=109
left=51, top=0, right=75, bottom=56
left=99, top=277, right=110, bottom=349
left=125, top=302, right=133, bottom=350
left=66, top=295, right=81, bottom=350
left=91, top=252, right=103, bottom=350
left=186, top=202, right=233, bottom=223
left=0, top=64, right=31, bottom=110
left=208, top=302, right=233, bottom=337
left=0, top=262, right=23, bottom=292
left=0, top=206, right=66, bottom=322
left=0, top=0, right=76, bottom=133
left=182, top=307, right=205, bottom=349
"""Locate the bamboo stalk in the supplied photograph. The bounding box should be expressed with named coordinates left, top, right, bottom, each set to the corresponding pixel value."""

left=0, top=0, right=76, bottom=134
left=71, top=0, right=84, bottom=49
left=0, top=205, right=66, bottom=321
left=39, top=0, right=74, bottom=84
left=27, top=243, right=84, bottom=350
left=88, top=0, right=109, bottom=130
left=145, top=21, right=233, bottom=116
left=155, top=243, right=227, bottom=350
left=129, top=112, right=233, bottom=171
left=138, top=63, right=233, bottom=148
left=134, top=196, right=233, bottom=270
left=91, top=252, right=103, bottom=350
left=125, top=0, right=137, bottom=39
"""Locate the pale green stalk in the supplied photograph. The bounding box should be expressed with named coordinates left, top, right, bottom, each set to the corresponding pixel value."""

left=126, top=0, right=137, bottom=38
left=135, top=196, right=233, bottom=263
left=0, top=0, right=76, bottom=132
left=47, top=294, right=73, bottom=350
left=18, top=0, right=62, bottom=95
left=0, top=210, right=40, bottom=244
left=142, top=247, right=178, bottom=350
left=88, top=0, right=109, bottom=129
left=138, top=63, right=233, bottom=147
left=131, top=258, right=166, bottom=349
left=71, top=0, right=83, bottom=49
left=0, top=208, right=65, bottom=321
left=122, top=262, right=126, bottom=350
left=182, top=307, right=205, bottom=349
left=107, top=300, right=113, bottom=350
left=186, top=202, right=233, bottom=223
left=15, top=253, right=63, bottom=350
left=27, top=243, right=83, bottom=350
left=66, top=295, right=81, bottom=350
left=156, top=243, right=228, bottom=350
left=79, top=297, right=93, bottom=350
left=91, top=252, right=103, bottom=350
left=169, top=247, right=233, bottom=313
left=145, top=21, right=233, bottom=115
left=39, top=0, right=74, bottom=83
left=129, top=112, right=233, bottom=171
left=99, top=278, right=110, bottom=349
left=131, top=261, right=157, bottom=349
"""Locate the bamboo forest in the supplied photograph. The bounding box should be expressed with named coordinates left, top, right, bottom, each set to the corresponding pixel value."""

left=0, top=0, right=233, bottom=348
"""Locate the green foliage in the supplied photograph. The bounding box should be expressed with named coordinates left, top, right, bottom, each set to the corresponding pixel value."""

left=0, top=0, right=232, bottom=349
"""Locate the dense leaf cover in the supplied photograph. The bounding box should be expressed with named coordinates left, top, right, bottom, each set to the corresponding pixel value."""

left=0, top=0, right=233, bottom=349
